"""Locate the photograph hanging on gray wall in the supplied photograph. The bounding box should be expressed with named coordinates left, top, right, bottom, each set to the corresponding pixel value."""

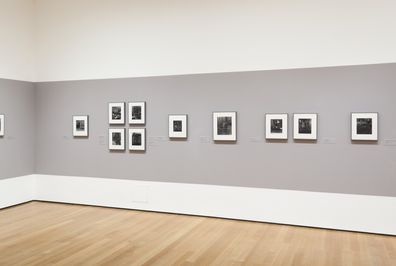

left=0, top=114, right=4, bottom=137
left=351, top=113, right=378, bottom=141
left=108, top=102, right=125, bottom=124
left=109, top=128, right=125, bottom=150
left=213, top=112, right=237, bottom=141
left=128, top=102, right=146, bottom=125
left=73, top=115, right=89, bottom=137
left=265, top=113, right=288, bottom=140
left=129, top=128, right=146, bottom=151
left=169, top=114, right=188, bottom=139
left=293, top=113, right=317, bottom=140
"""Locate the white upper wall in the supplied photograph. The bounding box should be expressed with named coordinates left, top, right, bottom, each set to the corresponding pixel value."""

left=2, top=1, right=396, bottom=82
left=0, top=0, right=35, bottom=81
left=35, top=0, right=396, bottom=82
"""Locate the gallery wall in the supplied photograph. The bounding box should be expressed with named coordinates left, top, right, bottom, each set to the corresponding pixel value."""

left=0, top=0, right=35, bottom=81
left=0, top=79, right=36, bottom=179
left=34, top=0, right=396, bottom=82
left=35, top=63, right=396, bottom=197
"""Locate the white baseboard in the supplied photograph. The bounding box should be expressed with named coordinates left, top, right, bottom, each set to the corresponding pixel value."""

left=1, top=175, right=395, bottom=235
left=32, top=174, right=396, bottom=235
left=0, top=175, right=36, bottom=209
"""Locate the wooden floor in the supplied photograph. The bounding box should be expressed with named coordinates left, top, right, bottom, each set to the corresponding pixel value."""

left=0, top=202, right=395, bottom=266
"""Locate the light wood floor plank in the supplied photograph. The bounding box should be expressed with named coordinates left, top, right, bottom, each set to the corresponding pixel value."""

left=0, top=201, right=395, bottom=266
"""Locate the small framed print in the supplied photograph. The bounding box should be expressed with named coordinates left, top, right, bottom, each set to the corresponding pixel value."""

left=293, top=113, right=317, bottom=140
left=351, top=113, right=378, bottom=141
left=129, top=128, right=146, bottom=151
left=109, top=128, right=125, bottom=150
left=0, top=114, right=4, bottom=137
left=213, top=112, right=237, bottom=141
left=169, top=115, right=188, bottom=139
left=108, top=102, right=125, bottom=124
left=73, top=115, right=89, bottom=137
left=128, top=102, right=146, bottom=125
left=265, top=114, right=288, bottom=140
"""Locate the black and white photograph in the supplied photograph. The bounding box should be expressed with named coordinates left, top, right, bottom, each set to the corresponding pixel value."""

left=0, top=114, right=4, bottom=137
left=351, top=113, right=378, bottom=141
left=128, top=102, right=146, bottom=124
left=271, top=120, right=283, bottom=133
left=357, top=118, right=372, bottom=135
left=293, top=113, right=317, bottom=140
left=72, top=115, right=89, bottom=137
left=213, top=112, right=237, bottom=141
left=265, top=114, right=288, bottom=139
left=129, top=128, right=146, bottom=151
left=108, top=102, right=125, bottom=124
left=217, top=117, right=232, bottom=135
left=298, top=119, right=312, bottom=134
left=108, top=128, right=125, bottom=150
left=169, top=115, right=188, bottom=139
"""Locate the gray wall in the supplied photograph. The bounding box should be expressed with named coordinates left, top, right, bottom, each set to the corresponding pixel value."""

left=0, top=79, right=36, bottom=179
left=35, top=63, right=396, bottom=196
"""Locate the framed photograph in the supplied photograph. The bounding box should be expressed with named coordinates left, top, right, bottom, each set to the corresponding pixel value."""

left=128, top=102, right=146, bottom=125
left=169, top=115, right=188, bottom=139
left=72, top=115, right=89, bottom=137
left=293, top=113, right=317, bottom=140
left=129, top=128, right=146, bottom=151
left=108, top=102, right=125, bottom=124
left=265, top=114, right=288, bottom=140
left=213, top=112, right=237, bottom=141
left=351, top=113, right=378, bottom=141
left=108, top=128, right=125, bottom=150
left=0, top=114, right=4, bottom=137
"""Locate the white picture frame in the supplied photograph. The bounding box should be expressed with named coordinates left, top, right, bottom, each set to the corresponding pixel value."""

left=213, top=112, right=237, bottom=141
left=108, top=102, right=125, bottom=124
left=265, top=113, right=288, bottom=140
left=169, top=115, right=188, bottom=139
left=109, top=128, right=125, bottom=150
left=129, top=128, right=146, bottom=151
left=72, top=115, right=89, bottom=137
left=128, top=102, right=146, bottom=125
left=0, top=114, right=4, bottom=137
left=293, top=113, right=318, bottom=140
left=351, top=112, right=378, bottom=141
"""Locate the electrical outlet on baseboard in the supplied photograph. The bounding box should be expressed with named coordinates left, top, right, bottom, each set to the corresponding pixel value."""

left=131, top=186, right=149, bottom=203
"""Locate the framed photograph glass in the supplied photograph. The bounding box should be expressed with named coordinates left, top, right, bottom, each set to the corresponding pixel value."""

left=129, top=128, right=146, bottom=151
left=108, top=128, right=125, bottom=150
left=293, top=113, right=317, bottom=140
left=128, top=102, right=146, bottom=125
left=0, top=114, right=4, bottom=137
left=169, top=115, right=187, bottom=139
left=351, top=113, right=378, bottom=141
left=108, top=102, right=125, bottom=124
left=213, top=112, right=237, bottom=141
left=73, top=115, right=89, bottom=137
left=265, top=114, right=288, bottom=140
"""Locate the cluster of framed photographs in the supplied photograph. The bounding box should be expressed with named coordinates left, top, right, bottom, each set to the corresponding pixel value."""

left=108, top=102, right=146, bottom=151
left=108, top=128, right=146, bottom=151
left=69, top=104, right=379, bottom=152
left=212, top=112, right=378, bottom=141
left=264, top=113, right=318, bottom=140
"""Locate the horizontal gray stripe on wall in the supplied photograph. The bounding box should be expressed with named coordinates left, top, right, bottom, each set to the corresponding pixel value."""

left=0, top=79, right=36, bottom=179
left=33, top=63, right=396, bottom=196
